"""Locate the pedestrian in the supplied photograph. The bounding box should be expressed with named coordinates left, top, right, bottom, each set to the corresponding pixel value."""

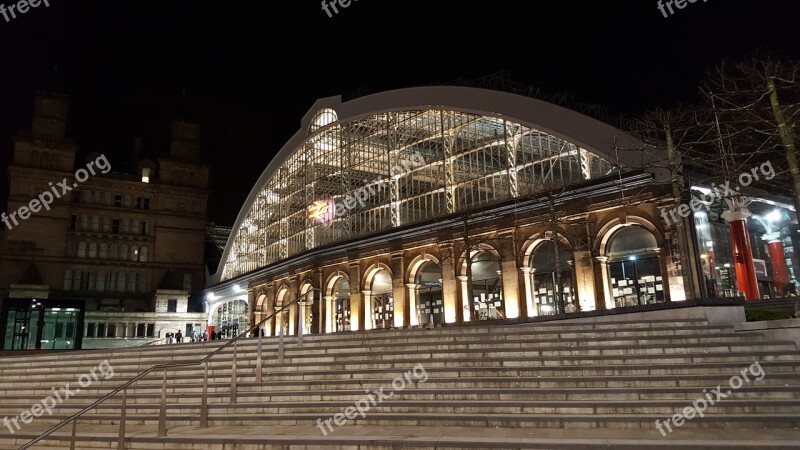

left=176, top=330, right=183, bottom=343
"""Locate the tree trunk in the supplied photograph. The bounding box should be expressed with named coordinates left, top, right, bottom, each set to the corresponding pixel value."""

left=665, top=126, right=694, bottom=300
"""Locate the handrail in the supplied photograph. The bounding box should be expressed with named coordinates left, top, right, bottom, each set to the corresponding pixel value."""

left=19, top=297, right=303, bottom=449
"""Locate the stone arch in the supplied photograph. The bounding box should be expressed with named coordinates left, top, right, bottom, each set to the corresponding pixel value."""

left=325, top=270, right=350, bottom=298
left=362, top=262, right=393, bottom=292
left=406, top=253, right=441, bottom=284
left=456, top=243, right=502, bottom=276
left=520, top=232, right=574, bottom=268
left=595, top=216, right=663, bottom=256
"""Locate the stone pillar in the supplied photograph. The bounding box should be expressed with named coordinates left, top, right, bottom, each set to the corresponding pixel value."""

left=391, top=253, right=406, bottom=328
left=288, top=277, right=298, bottom=335
left=406, top=283, right=419, bottom=326
left=265, top=285, right=275, bottom=336
left=573, top=250, right=596, bottom=312
left=440, top=245, right=458, bottom=324
left=324, top=296, right=335, bottom=333
left=362, top=290, right=373, bottom=330
left=348, top=263, right=363, bottom=331
left=656, top=248, right=672, bottom=302
left=593, top=256, right=614, bottom=310
left=764, top=232, right=790, bottom=297
left=722, top=204, right=759, bottom=301
left=521, top=267, right=536, bottom=317
left=457, top=275, right=471, bottom=322
left=501, top=259, right=520, bottom=319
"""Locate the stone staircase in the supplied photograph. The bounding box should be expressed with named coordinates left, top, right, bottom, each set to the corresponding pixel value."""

left=1, top=307, right=799, bottom=449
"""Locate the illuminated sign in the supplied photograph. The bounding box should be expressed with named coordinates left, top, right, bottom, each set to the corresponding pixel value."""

left=308, top=199, right=334, bottom=224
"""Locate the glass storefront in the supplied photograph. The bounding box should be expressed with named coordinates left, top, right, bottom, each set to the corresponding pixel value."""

left=607, top=226, right=665, bottom=307
left=1, top=299, right=84, bottom=350
left=334, top=279, right=351, bottom=332
left=530, top=240, right=574, bottom=315
left=371, top=270, right=394, bottom=329
left=213, top=300, right=248, bottom=338
left=692, top=189, right=800, bottom=299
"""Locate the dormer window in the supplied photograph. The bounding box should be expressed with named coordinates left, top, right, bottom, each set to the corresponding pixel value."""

left=141, top=167, right=151, bottom=183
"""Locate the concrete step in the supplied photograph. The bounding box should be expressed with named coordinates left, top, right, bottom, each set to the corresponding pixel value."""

left=5, top=424, right=800, bottom=449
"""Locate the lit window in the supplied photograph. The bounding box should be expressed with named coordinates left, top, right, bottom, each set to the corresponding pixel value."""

left=142, top=167, right=151, bottom=183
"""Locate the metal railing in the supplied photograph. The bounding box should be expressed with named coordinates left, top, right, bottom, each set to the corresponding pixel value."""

left=19, top=297, right=304, bottom=450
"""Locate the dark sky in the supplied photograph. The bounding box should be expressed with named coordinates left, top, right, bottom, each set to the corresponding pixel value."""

left=1, top=0, right=798, bottom=226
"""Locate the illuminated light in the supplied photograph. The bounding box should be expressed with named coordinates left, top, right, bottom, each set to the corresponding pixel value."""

left=233, top=284, right=243, bottom=293
left=629, top=256, right=637, bottom=261
left=308, top=199, right=334, bottom=224
left=141, top=168, right=151, bottom=183
left=723, top=263, right=731, bottom=268
left=701, top=254, right=708, bottom=259
left=206, top=292, right=217, bottom=301
left=766, top=210, right=782, bottom=223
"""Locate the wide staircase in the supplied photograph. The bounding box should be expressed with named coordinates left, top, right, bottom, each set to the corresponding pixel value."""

left=1, top=307, right=799, bottom=449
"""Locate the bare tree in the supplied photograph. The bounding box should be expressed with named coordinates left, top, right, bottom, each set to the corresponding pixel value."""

left=702, top=53, right=800, bottom=211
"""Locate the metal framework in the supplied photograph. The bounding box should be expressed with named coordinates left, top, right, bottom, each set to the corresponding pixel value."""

left=221, top=108, right=616, bottom=281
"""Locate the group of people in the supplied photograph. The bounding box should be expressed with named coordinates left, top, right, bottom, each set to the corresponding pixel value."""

left=164, top=330, right=229, bottom=344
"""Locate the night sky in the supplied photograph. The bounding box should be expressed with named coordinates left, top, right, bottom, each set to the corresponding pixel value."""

left=1, top=0, right=798, bottom=226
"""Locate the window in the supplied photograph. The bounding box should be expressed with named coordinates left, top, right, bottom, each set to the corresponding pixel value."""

left=77, top=242, right=87, bottom=258
left=96, top=271, right=106, bottom=291
left=118, top=272, right=126, bottom=291
left=93, top=191, right=102, bottom=204
left=104, top=192, right=113, bottom=205
left=86, top=323, right=95, bottom=338
left=92, top=216, right=100, bottom=231
left=112, top=219, right=120, bottom=233
left=114, top=194, right=122, bottom=207
left=110, top=244, right=119, bottom=260
left=124, top=194, right=133, bottom=208
left=121, top=219, right=130, bottom=234
left=99, top=243, right=108, bottom=259
left=108, top=272, right=117, bottom=292
left=88, top=242, right=97, bottom=258
left=136, top=323, right=146, bottom=337
left=120, top=245, right=128, bottom=261
left=131, top=245, right=139, bottom=262
left=167, top=299, right=178, bottom=313
left=69, top=215, right=77, bottom=230
left=138, top=273, right=147, bottom=292
left=143, top=198, right=151, bottom=210
left=141, top=221, right=149, bottom=236
left=103, top=217, right=111, bottom=233
left=183, top=273, right=193, bottom=292
left=141, top=167, right=151, bottom=183
left=81, top=215, right=89, bottom=230
left=63, top=269, right=72, bottom=290
left=72, top=190, right=81, bottom=203
left=127, top=272, right=137, bottom=292
left=140, top=246, right=149, bottom=262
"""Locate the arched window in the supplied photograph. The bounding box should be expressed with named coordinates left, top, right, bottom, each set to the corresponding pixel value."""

left=88, top=242, right=98, bottom=258
left=110, top=244, right=119, bottom=260
left=99, top=243, right=108, bottom=259
left=131, top=245, right=139, bottom=262
left=78, top=242, right=87, bottom=258
left=530, top=240, right=574, bottom=315
left=140, top=246, right=149, bottom=262
left=370, top=269, right=394, bottom=330
left=120, top=245, right=128, bottom=261
left=416, top=262, right=443, bottom=326
left=469, top=251, right=504, bottom=321
left=607, top=225, right=663, bottom=307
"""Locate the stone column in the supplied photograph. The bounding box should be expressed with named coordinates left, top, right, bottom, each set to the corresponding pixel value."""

left=521, top=267, right=536, bottom=317
left=439, top=244, right=458, bottom=323
left=391, top=253, right=406, bottom=328
left=348, top=263, right=363, bottom=331
left=406, top=283, right=419, bottom=326
left=362, top=290, right=373, bottom=330
left=457, top=275, right=471, bottom=322
left=572, top=250, right=596, bottom=312
left=593, top=256, right=614, bottom=310
left=656, top=248, right=672, bottom=302
left=324, top=296, right=335, bottom=333
left=501, top=259, right=520, bottom=319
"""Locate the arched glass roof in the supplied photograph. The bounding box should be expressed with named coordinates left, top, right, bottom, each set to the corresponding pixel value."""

left=220, top=106, right=618, bottom=281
